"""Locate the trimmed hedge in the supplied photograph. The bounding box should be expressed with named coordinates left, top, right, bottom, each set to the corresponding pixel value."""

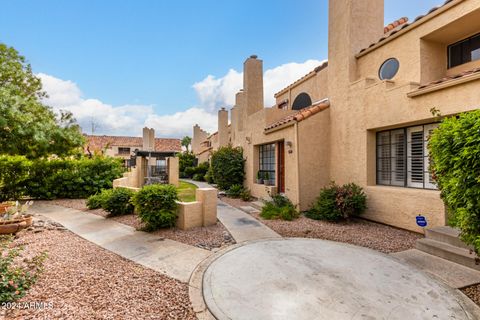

left=101, top=188, right=135, bottom=216
left=0, top=155, right=124, bottom=201
left=131, top=184, right=178, bottom=230
left=429, top=110, right=480, bottom=253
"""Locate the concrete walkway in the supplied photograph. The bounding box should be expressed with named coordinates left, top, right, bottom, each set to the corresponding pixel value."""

left=31, top=204, right=211, bottom=283
left=182, top=179, right=281, bottom=243
left=203, top=238, right=480, bottom=320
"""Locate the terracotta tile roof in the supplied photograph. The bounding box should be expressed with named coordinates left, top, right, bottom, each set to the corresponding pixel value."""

left=417, top=67, right=480, bottom=90
left=358, top=0, right=456, bottom=55
left=384, top=17, right=408, bottom=34
left=264, top=99, right=330, bottom=131
left=274, top=61, right=328, bottom=98
left=84, top=134, right=181, bottom=153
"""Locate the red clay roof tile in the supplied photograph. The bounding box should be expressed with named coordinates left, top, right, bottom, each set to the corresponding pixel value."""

left=264, top=100, right=330, bottom=131
left=416, top=67, right=480, bottom=90
left=84, top=134, right=181, bottom=153
left=358, top=0, right=455, bottom=55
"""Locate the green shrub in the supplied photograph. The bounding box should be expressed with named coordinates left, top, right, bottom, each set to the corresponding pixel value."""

left=131, top=184, right=178, bottom=231
left=429, top=110, right=480, bottom=253
left=204, top=166, right=214, bottom=184
left=260, top=194, right=299, bottom=221
left=178, top=152, right=196, bottom=175
left=306, top=182, right=367, bottom=221
left=192, top=173, right=205, bottom=181
left=210, top=146, right=245, bottom=190
left=86, top=192, right=107, bottom=209
left=226, top=184, right=244, bottom=198
left=240, top=188, right=252, bottom=201
left=101, top=188, right=135, bottom=216
left=0, top=236, right=47, bottom=303
left=184, top=166, right=196, bottom=178
left=0, top=155, right=124, bottom=201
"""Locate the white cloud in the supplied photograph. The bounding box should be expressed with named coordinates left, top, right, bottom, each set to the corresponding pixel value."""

left=38, top=58, right=324, bottom=138
left=192, top=59, right=324, bottom=109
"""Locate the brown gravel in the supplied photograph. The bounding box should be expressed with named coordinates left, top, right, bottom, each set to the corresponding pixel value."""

left=39, top=199, right=235, bottom=250
left=462, top=284, right=480, bottom=306
left=5, top=229, right=195, bottom=320
left=220, top=196, right=421, bottom=254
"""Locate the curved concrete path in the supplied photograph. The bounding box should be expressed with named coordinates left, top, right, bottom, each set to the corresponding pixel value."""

left=31, top=204, right=211, bottom=283
left=202, top=238, right=480, bottom=320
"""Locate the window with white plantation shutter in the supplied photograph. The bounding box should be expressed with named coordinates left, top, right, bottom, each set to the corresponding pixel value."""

left=376, top=123, right=438, bottom=189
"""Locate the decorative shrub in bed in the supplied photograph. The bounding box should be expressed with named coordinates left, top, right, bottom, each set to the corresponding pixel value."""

left=131, top=184, right=178, bottom=231
left=100, top=188, right=135, bottom=216
left=306, top=182, right=367, bottom=221
left=260, top=194, right=299, bottom=221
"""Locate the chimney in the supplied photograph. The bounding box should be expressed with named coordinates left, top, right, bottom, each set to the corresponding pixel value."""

left=218, top=108, right=229, bottom=148
left=243, top=55, right=264, bottom=116
left=328, top=0, right=384, bottom=83
left=235, top=90, right=245, bottom=131
left=142, top=127, right=155, bottom=151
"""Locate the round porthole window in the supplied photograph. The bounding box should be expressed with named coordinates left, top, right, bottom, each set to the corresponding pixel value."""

left=379, top=58, right=399, bottom=80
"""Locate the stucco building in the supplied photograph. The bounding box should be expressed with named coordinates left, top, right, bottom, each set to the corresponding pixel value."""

left=193, top=0, right=480, bottom=232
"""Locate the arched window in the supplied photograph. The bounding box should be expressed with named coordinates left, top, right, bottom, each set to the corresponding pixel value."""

left=292, top=93, right=312, bottom=110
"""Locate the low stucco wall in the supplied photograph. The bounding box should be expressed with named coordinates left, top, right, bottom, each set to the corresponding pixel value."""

left=176, top=188, right=218, bottom=230
left=364, top=186, right=445, bottom=233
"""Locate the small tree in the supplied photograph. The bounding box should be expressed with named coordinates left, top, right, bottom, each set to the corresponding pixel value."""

left=210, top=145, right=245, bottom=190
left=181, top=136, right=192, bottom=152
left=429, top=110, right=480, bottom=253
left=0, top=43, right=84, bottom=158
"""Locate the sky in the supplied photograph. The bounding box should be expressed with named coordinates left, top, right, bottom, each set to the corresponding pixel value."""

left=0, top=0, right=442, bottom=137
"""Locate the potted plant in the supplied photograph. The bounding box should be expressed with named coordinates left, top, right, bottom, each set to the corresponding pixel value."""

left=256, top=171, right=264, bottom=184
left=264, top=172, right=272, bottom=186
left=0, top=201, right=34, bottom=234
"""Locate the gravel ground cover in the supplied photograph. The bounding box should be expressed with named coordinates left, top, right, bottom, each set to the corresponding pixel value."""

left=462, top=284, right=480, bottom=307
left=39, top=199, right=235, bottom=250
left=4, top=228, right=196, bottom=320
left=220, top=196, right=421, bottom=253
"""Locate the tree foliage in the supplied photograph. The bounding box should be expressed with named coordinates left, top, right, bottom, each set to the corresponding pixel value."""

left=0, top=43, right=84, bottom=158
left=210, top=145, right=245, bottom=190
left=181, top=136, right=192, bottom=152
left=429, top=110, right=480, bottom=252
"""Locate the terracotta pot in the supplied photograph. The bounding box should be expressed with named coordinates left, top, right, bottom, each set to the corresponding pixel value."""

left=0, top=217, right=29, bottom=234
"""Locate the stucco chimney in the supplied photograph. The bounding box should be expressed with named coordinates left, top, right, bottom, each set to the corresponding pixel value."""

left=243, top=55, right=264, bottom=116
left=142, top=127, right=155, bottom=151
left=328, top=0, right=384, bottom=83
left=218, top=108, right=229, bottom=148
left=235, top=90, right=245, bottom=131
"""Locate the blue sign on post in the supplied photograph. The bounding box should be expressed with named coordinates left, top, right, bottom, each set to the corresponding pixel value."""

left=416, top=215, right=428, bottom=228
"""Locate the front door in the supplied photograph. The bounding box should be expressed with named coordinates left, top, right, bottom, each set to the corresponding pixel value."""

left=277, top=141, right=285, bottom=193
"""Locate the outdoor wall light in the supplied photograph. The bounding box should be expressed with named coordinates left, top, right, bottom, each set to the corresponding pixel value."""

left=286, top=141, right=293, bottom=148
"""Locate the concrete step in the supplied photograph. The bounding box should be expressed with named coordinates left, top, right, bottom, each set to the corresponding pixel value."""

left=251, top=201, right=265, bottom=210
left=416, top=238, right=480, bottom=271
left=425, top=226, right=473, bottom=250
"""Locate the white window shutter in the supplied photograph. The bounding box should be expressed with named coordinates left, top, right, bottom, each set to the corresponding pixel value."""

left=407, top=126, right=424, bottom=188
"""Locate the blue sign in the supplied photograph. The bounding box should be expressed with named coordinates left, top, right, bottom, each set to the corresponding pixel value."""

left=416, top=215, right=428, bottom=228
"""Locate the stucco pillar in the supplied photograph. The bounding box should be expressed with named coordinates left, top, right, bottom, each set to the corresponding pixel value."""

left=218, top=108, right=229, bottom=148
left=196, top=188, right=217, bottom=226
left=136, top=156, right=145, bottom=188
left=244, top=56, right=264, bottom=116
left=168, top=157, right=179, bottom=187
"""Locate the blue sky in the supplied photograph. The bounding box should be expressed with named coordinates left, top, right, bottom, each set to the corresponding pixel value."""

left=0, top=0, right=442, bottom=137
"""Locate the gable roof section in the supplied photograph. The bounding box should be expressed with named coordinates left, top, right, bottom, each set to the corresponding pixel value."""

left=264, top=99, right=330, bottom=132
left=357, top=0, right=457, bottom=56
left=274, top=61, right=329, bottom=98
left=84, top=135, right=181, bottom=153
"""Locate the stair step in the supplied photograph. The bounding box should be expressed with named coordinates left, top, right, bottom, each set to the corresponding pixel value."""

left=416, top=238, right=480, bottom=271
left=251, top=201, right=265, bottom=210
left=425, top=226, right=473, bottom=250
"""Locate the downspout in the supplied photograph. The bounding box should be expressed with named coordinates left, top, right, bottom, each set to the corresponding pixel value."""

left=294, top=121, right=301, bottom=209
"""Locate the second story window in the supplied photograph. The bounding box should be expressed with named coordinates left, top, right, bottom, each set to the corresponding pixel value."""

left=118, top=147, right=131, bottom=155
left=448, top=33, right=480, bottom=68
